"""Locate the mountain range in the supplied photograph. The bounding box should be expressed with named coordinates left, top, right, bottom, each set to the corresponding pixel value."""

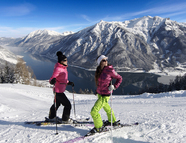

left=1, top=16, right=186, bottom=75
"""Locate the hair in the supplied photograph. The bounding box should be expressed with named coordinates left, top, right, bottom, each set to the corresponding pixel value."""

left=95, top=55, right=110, bottom=86
left=95, top=65, right=102, bottom=86
left=95, top=56, right=101, bottom=86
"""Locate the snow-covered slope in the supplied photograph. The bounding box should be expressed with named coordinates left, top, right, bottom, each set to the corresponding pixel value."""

left=0, top=46, right=18, bottom=66
left=0, top=84, right=186, bottom=143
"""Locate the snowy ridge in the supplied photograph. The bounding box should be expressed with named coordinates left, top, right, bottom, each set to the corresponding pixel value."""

left=0, top=84, right=186, bottom=143
left=123, top=16, right=165, bottom=42
left=61, top=31, right=74, bottom=36
left=31, top=29, right=62, bottom=36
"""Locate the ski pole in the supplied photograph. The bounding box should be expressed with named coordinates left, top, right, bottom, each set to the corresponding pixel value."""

left=53, top=85, right=58, bottom=135
left=110, top=80, right=113, bottom=143
left=72, top=86, right=76, bottom=119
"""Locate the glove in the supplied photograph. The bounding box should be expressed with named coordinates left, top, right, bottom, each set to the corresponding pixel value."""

left=68, top=81, right=74, bottom=87
left=108, top=85, right=115, bottom=91
left=50, top=78, right=56, bottom=85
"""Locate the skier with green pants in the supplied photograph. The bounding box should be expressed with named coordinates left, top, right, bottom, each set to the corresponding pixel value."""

left=90, top=55, right=122, bottom=133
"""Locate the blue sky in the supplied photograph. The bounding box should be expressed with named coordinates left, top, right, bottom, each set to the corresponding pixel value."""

left=0, top=0, right=186, bottom=38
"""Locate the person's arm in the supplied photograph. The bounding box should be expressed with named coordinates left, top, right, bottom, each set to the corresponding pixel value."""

left=49, top=67, right=60, bottom=84
left=110, top=68, right=122, bottom=89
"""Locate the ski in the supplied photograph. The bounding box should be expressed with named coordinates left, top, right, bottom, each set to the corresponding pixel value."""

left=62, top=122, right=139, bottom=143
left=44, top=117, right=92, bottom=124
left=25, top=117, right=93, bottom=126
left=84, top=122, right=139, bottom=137
left=25, top=120, right=94, bottom=126
left=36, top=120, right=93, bottom=126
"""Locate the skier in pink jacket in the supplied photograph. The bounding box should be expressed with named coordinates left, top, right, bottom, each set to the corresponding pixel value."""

left=48, top=51, right=74, bottom=123
left=90, top=55, right=122, bottom=133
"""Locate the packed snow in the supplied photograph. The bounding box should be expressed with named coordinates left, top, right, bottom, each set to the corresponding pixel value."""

left=0, top=84, right=186, bottom=143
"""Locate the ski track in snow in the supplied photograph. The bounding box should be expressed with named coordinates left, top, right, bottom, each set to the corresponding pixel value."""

left=0, top=84, right=186, bottom=143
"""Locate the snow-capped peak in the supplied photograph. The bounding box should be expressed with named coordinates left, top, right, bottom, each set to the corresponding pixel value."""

left=27, top=29, right=62, bottom=38
left=22, top=29, right=63, bottom=43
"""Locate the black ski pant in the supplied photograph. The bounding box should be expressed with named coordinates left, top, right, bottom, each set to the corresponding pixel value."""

left=49, top=92, right=71, bottom=121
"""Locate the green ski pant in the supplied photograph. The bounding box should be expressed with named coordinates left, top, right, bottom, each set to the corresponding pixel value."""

left=91, top=94, right=116, bottom=129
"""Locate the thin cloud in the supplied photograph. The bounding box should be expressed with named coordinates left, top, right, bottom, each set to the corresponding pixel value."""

left=0, top=23, right=95, bottom=38
left=153, top=2, right=186, bottom=14
left=81, top=15, right=92, bottom=22
left=0, top=3, right=36, bottom=17
left=102, top=2, right=186, bottom=21
left=0, top=26, right=36, bottom=37
left=0, top=26, right=66, bottom=38
left=44, top=26, right=65, bottom=31
left=80, top=14, right=100, bottom=24
left=161, top=11, right=186, bottom=19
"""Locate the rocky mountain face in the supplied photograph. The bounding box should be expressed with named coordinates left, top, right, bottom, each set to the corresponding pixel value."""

left=43, top=18, right=158, bottom=70
left=42, top=16, right=186, bottom=72
left=2, top=16, right=186, bottom=73
left=149, top=18, right=186, bottom=71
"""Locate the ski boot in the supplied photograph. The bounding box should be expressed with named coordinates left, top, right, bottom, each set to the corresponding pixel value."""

left=46, top=116, right=61, bottom=122
left=61, top=118, right=74, bottom=124
left=103, top=120, right=120, bottom=126
left=85, top=126, right=106, bottom=137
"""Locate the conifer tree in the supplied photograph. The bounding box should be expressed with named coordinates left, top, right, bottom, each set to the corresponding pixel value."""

left=4, top=62, right=15, bottom=83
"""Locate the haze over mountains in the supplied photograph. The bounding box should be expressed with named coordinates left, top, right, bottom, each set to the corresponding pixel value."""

left=1, top=16, right=186, bottom=75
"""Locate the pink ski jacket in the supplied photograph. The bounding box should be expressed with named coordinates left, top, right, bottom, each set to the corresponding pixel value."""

left=49, top=62, right=69, bottom=93
left=96, top=65, right=122, bottom=96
